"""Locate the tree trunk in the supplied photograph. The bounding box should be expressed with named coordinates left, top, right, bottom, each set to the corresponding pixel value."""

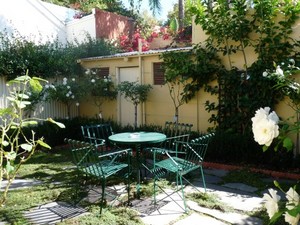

left=134, top=103, right=138, bottom=129
left=178, top=0, right=185, bottom=30
left=174, top=106, right=179, bottom=124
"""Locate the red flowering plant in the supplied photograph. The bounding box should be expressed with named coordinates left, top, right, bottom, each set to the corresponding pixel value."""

left=119, top=30, right=150, bottom=52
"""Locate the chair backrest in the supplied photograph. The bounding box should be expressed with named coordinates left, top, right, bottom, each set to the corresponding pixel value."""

left=81, top=124, right=114, bottom=147
left=163, top=121, right=193, bottom=138
left=65, top=138, right=105, bottom=177
left=180, top=133, right=215, bottom=171
left=162, top=121, right=193, bottom=151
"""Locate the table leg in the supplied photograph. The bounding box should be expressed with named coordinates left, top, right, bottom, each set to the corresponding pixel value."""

left=135, top=144, right=141, bottom=199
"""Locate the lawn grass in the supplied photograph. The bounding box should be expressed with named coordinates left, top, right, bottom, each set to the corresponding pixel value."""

left=0, top=146, right=144, bottom=225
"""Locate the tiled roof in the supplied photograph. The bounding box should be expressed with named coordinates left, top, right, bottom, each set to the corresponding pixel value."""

left=78, top=47, right=193, bottom=62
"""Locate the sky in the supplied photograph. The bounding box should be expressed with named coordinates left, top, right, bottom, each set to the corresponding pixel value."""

left=122, top=0, right=178, bottom=21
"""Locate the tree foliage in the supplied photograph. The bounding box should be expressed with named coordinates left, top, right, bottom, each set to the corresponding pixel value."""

left=0, top=32, right=119, bottom=80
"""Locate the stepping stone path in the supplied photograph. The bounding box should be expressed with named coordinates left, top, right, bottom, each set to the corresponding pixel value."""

left=1, top=168, right=271, bottom=224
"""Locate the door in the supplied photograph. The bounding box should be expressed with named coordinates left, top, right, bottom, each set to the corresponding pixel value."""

left=119, top=67, right=140, bottom=127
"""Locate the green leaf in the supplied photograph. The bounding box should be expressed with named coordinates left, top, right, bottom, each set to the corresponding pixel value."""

left=0, top=108, right=14, bottom=116
left=5, top=161, right=15, bottom=175
left=262, top=145, right=269, bottom=152
left=16, top=100, right=31, bottom=109
left=17, top=93, right=30, bottom=99
left=22, top=121, right=38, bottom=127
left=29, top=79, right=43, bottom=93
left=37, top=140, right=51, bottom=149
left=20, top=143, right=33, bottom=152
left=14, top=75, right=31, bottom=82
left=283, top=137, right=293, bottom=151
left=0, top=139, right=9, bottom=147
left=269, top=211, right=284, bottom=224
left=47, top=118, right=65, bottom=128
left=4, top=151, right=17, bottom=160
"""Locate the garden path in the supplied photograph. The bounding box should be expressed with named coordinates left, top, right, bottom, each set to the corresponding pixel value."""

left=1, top=167, right=286, bottom=224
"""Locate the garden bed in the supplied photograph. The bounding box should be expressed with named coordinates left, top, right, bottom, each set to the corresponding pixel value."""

left=204, top=162, right=300, bottom=180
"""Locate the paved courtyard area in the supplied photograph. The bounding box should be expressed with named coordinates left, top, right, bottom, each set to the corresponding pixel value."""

left=1, top=167, right=276, bottom=224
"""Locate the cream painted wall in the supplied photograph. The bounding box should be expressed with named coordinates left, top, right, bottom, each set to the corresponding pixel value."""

left=79, top=17, right=300, bottom=132
left=79, top=54, right=217, bottom=132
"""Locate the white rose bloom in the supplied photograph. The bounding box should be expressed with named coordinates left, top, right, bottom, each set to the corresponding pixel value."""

left=284, top=188, right=300, bottom=225
left=268, top=111, right=279, bottom=123
left=251, top=107, right=270, bottom=124
left=76, top=102, right=80, bottom=106
left=63, top=81, right=67, bottom=85
left=45, top=84, right=49, bottom=89
left=276, top=66, right=284, bottom=77
left=252, top=119, right=279, bottom=146
left=91, top=79, right=95, bottom=83
left=263, top=71, right=268, bottom=77
left=72, top=78, right=75, bottom=82
left=63, top=77, right=67, bottom=82
left=263, top=189, right=281, bottom=218
left=67, top=86, right=70, bottom=89
left=66, top=93, right=70, bottom=97
left=252, top=107, right=279, bottom=146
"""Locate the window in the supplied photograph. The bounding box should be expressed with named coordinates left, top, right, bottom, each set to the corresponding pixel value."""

left=97, top=67, right=109, bottom=78
left=153, top=63, right=165, bottom=85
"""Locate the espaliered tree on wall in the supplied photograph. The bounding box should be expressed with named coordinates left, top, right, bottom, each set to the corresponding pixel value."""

left=161, top=47, right=220, bottom=123
left=161, top=0, right=300, bottom=160
left=191, top=0, right=300, bottom=136
left=117, top=81, right=152, bottom=129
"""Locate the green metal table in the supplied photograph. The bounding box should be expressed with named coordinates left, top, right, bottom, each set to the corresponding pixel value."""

left=109, top=132, right=166, bottom=198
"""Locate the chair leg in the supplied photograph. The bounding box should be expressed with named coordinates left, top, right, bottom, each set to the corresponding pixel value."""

left=179, top=175, right=188, bottom=212
left=100, top=179, right=106, bottom=214
left=200, top=166, right=206, bottom=192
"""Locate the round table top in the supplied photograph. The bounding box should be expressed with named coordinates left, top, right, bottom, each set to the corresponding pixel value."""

left=109, top=132, right=166, bottom=144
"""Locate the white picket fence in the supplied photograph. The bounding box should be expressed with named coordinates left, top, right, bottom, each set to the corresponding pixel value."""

left=0, top=76, right=79, bottom=119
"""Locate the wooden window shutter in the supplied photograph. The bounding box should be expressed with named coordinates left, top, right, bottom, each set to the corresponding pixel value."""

left=97, top=67, right=109, bottom=78
left=153, top=63, right=165, bottom=85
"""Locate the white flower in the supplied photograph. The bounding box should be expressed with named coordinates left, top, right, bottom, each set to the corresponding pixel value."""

left=66, top=93, right=70, bottom=97
left=284, top=188, right=300, bottom=225
left=72, top=78, right=75, bottom=82
left=104, top=78, right=108, bottom=82
left=263, top=71, right=268, bottom=77
left=85, top=69, right=90, bottom=75
left=67, top=85, right=70, bottom=89
left=76, top=102, right=80, bottom=106
left=289, top=59, right=295, bottom=65
left=71, top=95, right=75, bottom=99
left=91, top=79, right=95, bottom=83
left=252, top=107, right=279, bottom=146
left=45, top=84, right=49, bottom=89
left=289, top=82, right=300, bottom=91
left=263, top=189, right=281, bottom=218
left=63, top=81, right=67, bottom=85
left=276, top=66, right=284, bottom=77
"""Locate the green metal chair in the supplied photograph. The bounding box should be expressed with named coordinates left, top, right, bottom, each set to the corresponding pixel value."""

left=161, top=121, right=193, bottom=151
left=150, top=133, right=214, bottom=212
left=65, top=138, right=132, bottom=214
left=81, top=124, right=116, bottom=150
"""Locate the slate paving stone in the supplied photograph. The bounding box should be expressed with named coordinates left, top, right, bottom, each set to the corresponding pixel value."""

left=1, top=179, right=42, bottom=190
left=187, top=201, right=263, bottom=225
left=23, top=202, right=87, bottom=225
left=205, top=168, right=229, bottom=177
left=173, top=212, right=228, bottom=225
left=1, top=169, right=270, bottom=225
left=223, top=183, right=258, bottom=193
